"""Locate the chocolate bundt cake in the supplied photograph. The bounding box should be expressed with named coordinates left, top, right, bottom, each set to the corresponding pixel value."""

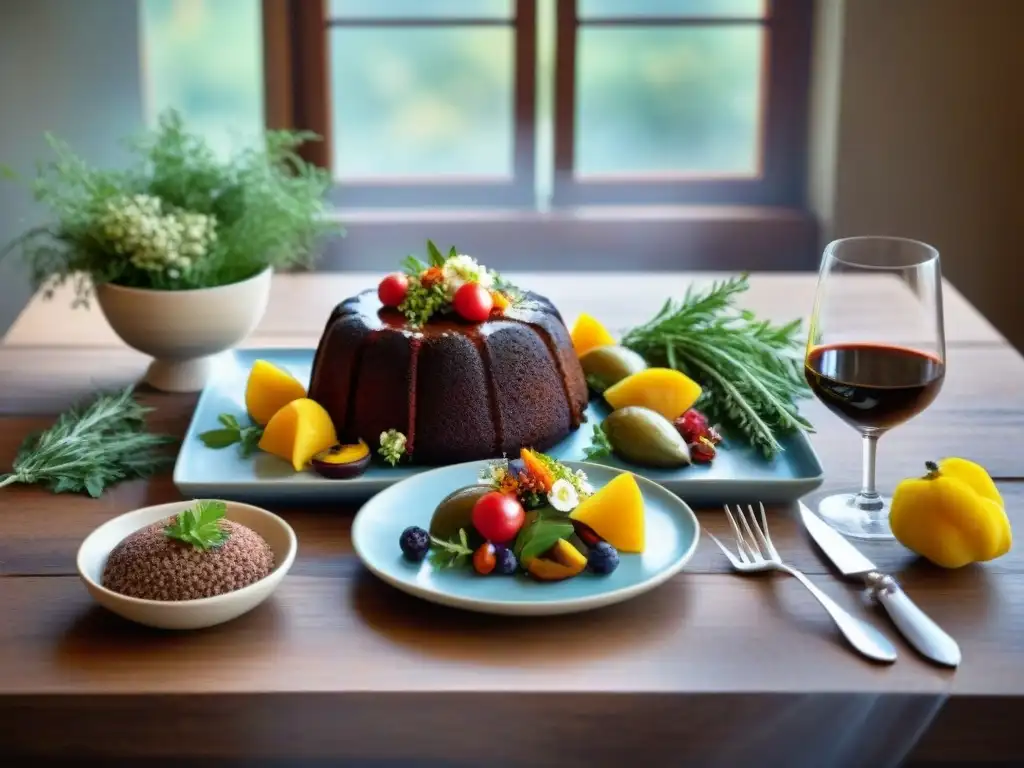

left=308, top=289, right=589, bottom=466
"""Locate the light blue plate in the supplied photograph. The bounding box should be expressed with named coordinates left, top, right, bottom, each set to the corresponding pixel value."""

left=174, top=348, right=824, bottom=506
left=351, top=460, right=699, bottom=616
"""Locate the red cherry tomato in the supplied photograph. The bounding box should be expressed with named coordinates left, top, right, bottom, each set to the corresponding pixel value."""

left=471, top=491, right=525, bottom=545
left=453, top=282, right=494, bottom=323
left=378, top=273, right=409, bottom=307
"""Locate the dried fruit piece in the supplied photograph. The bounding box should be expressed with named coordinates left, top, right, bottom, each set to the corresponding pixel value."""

left=258, top=398, right=339, bottom=471
left=570, top=313, right=616, bottom=357
left=520, top=447, right=556, bottom=492
left=490, top=290, right=511, bottom=315
left=604, top=367, right=702, bottom=422
left=689, top=437, right=717, bottom=464
left=569, top=472, right=645, bottom=553
left=603, top=406, right=691, bottom=468
left=310, top=440, right=371, bottom=479
left=473, top=542, right=497, bottom=575
left=245, top=360, right=307, bottom=426
left=580, top=345, right=648, bottom=393
left=524, top=539, right=587, bottom=581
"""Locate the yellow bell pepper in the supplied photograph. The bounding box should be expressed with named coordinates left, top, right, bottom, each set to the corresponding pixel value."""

left=890, top=457, right=1012, bottom=568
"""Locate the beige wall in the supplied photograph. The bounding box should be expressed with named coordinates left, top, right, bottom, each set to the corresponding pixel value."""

left=810, top=0, right=1024, bottom=349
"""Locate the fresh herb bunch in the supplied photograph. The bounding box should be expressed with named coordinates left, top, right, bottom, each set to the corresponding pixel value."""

left=621, top=274, right=813, bottom=458
left=0, top=110, right=341, bottom=307
left=199, top=413, right=264, bottom=457
left=0, top=386, right=176, bottom=497
left=164, top=499, right=230, bottom=551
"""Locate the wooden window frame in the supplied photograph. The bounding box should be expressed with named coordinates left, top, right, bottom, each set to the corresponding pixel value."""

left=553, top=0, right=814, bottom=207
left=263, top=0, right=819, bottom=270
left=264, top=0, right=536, bottom=209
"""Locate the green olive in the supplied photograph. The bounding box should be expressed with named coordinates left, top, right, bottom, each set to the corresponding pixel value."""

left=603, top=406, right=691, bottom=468
left=580, top=345, right=649, bottom=393
left=429, top=485, right=489, bottom=542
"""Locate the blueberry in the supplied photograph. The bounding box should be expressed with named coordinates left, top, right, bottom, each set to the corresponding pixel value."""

left=399, top=526, right=431, bottom=562
left=507, top=458, right=527, bottom=477
left=493, top=545, right=518, bottom=575
left=587, top=541, right=620, bottom=575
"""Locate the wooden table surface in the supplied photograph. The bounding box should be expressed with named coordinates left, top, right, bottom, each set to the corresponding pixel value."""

left=1, top=273, right=1021, bottom=765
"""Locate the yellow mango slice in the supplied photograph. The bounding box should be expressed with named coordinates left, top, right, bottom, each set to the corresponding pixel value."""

left=570, top=313, right=616, bottom=357
left=603, top=368, right=702, bottom=422
left=258, top=398, right=339, bottom=471
left=245, top=360, right=307, bottom=426
left=570, top=473, right=645, bottom=553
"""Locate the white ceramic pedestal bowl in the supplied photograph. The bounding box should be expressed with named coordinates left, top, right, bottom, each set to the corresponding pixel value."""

left=95, top=267, right=272, bottom=392
left=76, top=499, right=297, bottom=631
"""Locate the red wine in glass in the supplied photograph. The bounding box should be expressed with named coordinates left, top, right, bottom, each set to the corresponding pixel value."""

left=804, top=343, right=945, bottom=432
left=806, top=236, right=946, bottom=540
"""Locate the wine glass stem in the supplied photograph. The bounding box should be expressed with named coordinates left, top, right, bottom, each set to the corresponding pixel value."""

left=857, top=434, right=884, bottom=513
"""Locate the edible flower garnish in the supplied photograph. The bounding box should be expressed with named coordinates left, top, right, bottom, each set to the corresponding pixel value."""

left=548, top=478, right=579, bottom=512
left=379, top=240, right=517, bottom=327
left=479, top=447, right=592, bottom=512
left=378, top=429, right=408, bottom=467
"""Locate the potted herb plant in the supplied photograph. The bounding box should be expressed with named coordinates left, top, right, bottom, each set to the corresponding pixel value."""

left=1, top=110, right=340, bottom=392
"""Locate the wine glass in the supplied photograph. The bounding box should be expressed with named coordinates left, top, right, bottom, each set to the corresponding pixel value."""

left=805, top=237, right=946, bottom=540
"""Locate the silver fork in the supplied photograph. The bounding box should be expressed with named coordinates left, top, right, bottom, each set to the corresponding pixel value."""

left=708, top=503, right=897, bottom=664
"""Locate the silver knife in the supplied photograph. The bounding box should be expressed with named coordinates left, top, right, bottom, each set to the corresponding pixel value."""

left=798, top=502, right=961, bottom=668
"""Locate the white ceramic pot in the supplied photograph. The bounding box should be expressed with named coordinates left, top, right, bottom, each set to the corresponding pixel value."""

left=76, top=498, right=297, bottom=631
left=95, top=267, right=272, bottom=392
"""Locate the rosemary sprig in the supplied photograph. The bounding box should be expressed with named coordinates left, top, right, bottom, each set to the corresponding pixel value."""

left=621, top=274, right=813, bottom=459
left=0, top=386, right=176, bottom=497
left=429, top=528, right=474, bottom=569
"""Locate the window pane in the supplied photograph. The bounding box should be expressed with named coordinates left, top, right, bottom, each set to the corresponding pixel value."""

left=580, top=0, right=765, bottom=18
left=328, top=0, right=512, bottom=20
left=139, top=0, right=263, bottom=157
left=329, top=29, right=513, bottom=178
left=576, top=26, right=763, bottom=175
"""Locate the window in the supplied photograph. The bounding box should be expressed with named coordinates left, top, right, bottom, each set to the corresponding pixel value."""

left=266, top=0, right=812, bottom=210
left=140, top=0, right=264, bottom=158
left=142, top=0, right=817, bottom=268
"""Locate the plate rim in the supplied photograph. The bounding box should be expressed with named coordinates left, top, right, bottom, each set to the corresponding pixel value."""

left=350, top=459, right=701, bottom=616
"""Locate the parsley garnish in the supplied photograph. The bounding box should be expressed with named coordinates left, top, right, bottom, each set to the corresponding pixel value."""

left=429, top=528, right=474, bottom=569
left=164, top=499, right=231, bottom=550
left=582, top=423, right=613, bottom=461
left=198, top=413, right=263, bottom=457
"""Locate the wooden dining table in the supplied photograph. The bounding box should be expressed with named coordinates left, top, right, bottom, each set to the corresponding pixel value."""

left=1, top=271, right=1022, bottom=766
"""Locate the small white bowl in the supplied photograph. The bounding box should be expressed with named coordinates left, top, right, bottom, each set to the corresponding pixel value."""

left=95, top=266, right=272, bottom=393
left=76, top=499, right=297, bottom=631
